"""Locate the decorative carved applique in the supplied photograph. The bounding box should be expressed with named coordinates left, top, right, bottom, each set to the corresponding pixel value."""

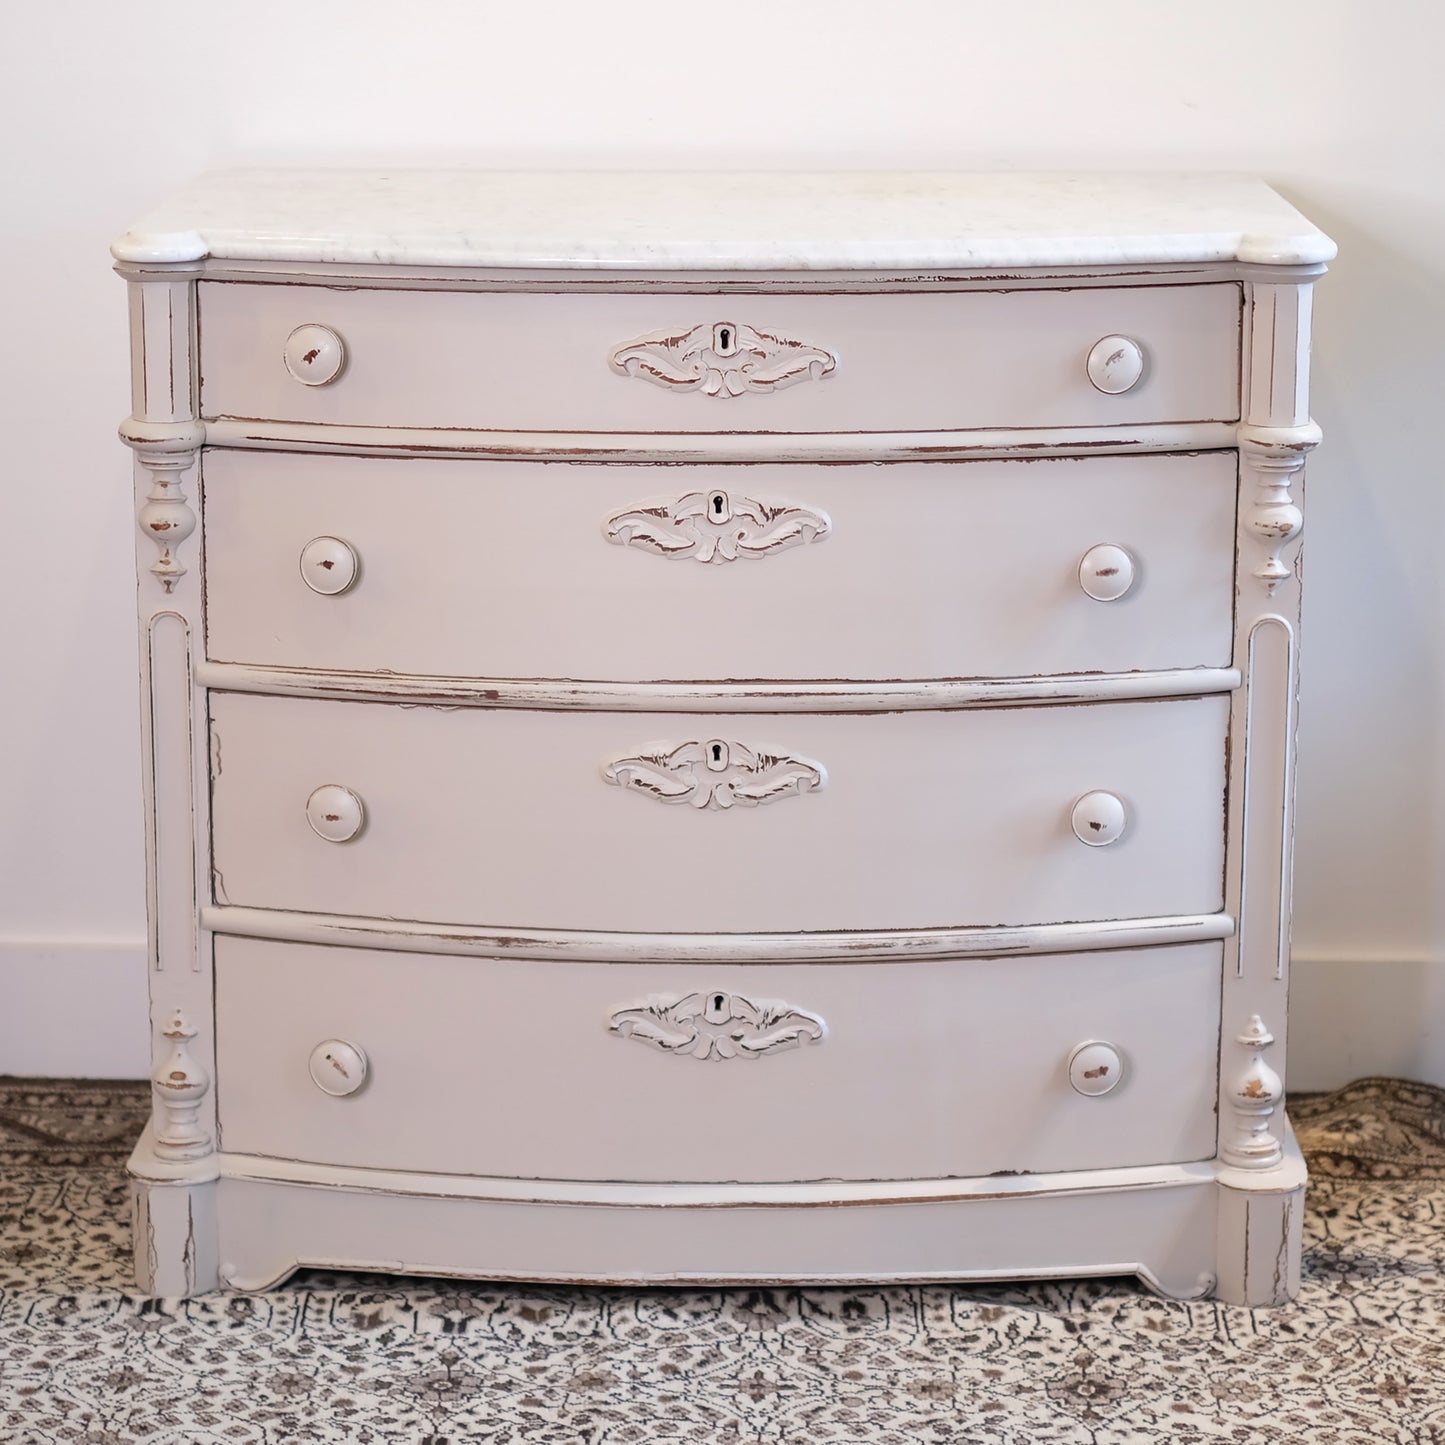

left=604, top=487, right=831, bottom=563
left=609, top=990, right=826, bottom=1061
left=1221, top=1014, right=1284, bottom=1169
left=151, top=1008, right=212, bottom=1161
left=609, top=320, right=837, bottom=397
left=603, top=739, right=826, bottom=810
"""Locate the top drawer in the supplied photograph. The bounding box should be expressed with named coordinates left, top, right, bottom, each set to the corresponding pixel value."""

left=197, top=282, right=1242, bottom=435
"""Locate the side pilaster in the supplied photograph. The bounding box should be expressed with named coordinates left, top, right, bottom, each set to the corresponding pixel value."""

left=1216, top=265, right=1324, bottom=1305
left=118, top=261, right=219, bottom=1296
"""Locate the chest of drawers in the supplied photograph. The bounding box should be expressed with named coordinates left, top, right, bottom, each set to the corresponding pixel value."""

left=117, top=171, right=1332, bottom=1304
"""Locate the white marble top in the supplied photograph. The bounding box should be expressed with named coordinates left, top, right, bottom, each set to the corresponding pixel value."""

left=113, top=170, right=1335, bottom=270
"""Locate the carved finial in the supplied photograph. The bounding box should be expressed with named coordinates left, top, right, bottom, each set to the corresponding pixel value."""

left=137, top=464, right=197, bottom=593
left=1245, top=480, right=1304, bottom=594
left=151, top=1008, right=212, bottom=1161
left=121, top=419, right=204, bottom=595
left=1239, top=424, right=1319, bottom=596
left=1221, top=1014, right=1284, bottom=1169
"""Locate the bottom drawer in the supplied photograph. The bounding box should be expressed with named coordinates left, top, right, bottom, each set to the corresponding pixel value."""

left=214, top=937, right=1222, bottom=1183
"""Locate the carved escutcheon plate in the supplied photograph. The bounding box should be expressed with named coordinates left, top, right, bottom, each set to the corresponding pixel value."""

left=604, top=487, right=831, bottom=564
left=609, top=320, right=837, bottom=397
left=609, top=990, right=826, bottom=1061
left=603, top=739, right=826, bottom=810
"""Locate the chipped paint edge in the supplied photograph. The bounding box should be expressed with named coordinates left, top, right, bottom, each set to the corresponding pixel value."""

left=201, top=904, right=1235, bottom=964
left=196, top=662, right=1242, bottom=714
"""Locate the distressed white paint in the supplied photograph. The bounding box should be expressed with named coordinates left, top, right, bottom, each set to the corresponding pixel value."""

left=609, top=319, right=838, bottom=397
left=199, top=416, right=1242, bottom=462
left=196, top=660, right=1242, bottom=713
left=603, top=485, right=833, bottom=565
left=306, top=1039, right=368, bottom=1098
left=119, top=169, right=1328, bottom=1307
left=213, top=938, right=1222, bottom=1183
left=209, top=1166, right=1221, bottom=1299
left=297, top=536, right=359, bottom=596
left=196, top=279, right=1243, bottom=433
left=202, top=452, right=1238, bottom=683
left=121, top=260, right=222, bottom=1293
left=201, top=904, right=1237, bottom=965
left=1086, top=335, right=1147, bottom=395
left=608, top=988, right=828, bottom=1061
left=150, top=1009, right=211, bottom=1161
left=206, top=692, right=1229, bottom=933
left=215, top=1149, right=1220, bottom=1209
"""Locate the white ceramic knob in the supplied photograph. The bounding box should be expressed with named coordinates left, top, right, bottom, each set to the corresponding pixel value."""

left=284, top=323, right=347, bottom=386
left=1071, top=791, right=1127, bottom=847
left=1086, top=335, right=1145, bottom=395
left=306, top=784, right=366, bottom=843
left=308, top=1039, right=368, bottom=1097
left=1069, top=1040, right=1123, bottom=1097
left=299, top=535, right=359, bottom=595
left=1078, top=543, right=1136, bottom=602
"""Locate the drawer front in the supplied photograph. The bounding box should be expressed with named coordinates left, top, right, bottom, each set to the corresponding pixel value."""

left=214, top=937, right=1222, bottom=1182
left=208, top=694, right=1228, bottom=932
left=198, top=281, right=1241, bottom=433
left=202, top=451, right=1237, bottom=681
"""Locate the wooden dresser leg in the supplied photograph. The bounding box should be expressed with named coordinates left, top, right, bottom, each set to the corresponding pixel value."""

left=129, top=1125, right=220, bottom=1298
left=130, top=1176, right=219, bottom=1298
left=1214, top=1124, right=1308, bottom=1306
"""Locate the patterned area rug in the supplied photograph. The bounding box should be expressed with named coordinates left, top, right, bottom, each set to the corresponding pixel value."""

left=2, top=1077, right=1444, bottom=1443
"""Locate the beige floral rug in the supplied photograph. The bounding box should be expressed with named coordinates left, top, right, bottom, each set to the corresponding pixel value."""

left=2, top=1076, right=1443, bottom=1443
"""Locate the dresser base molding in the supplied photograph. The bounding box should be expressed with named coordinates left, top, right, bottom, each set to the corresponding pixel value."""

left=202, top=904, right=1235, bottom=964
left=127, top=1125, right=1304, bottom=1306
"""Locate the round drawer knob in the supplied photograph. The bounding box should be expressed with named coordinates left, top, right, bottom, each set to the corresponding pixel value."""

left=1069, top=1040, right=1123, bottom=1097
left=299, top=535, right=359, bottom=595
left=1086, top=335, right=1145, bottom=395
left=306, top=784, right=366, bottom=843
left=1078, top=543, right=1136, bottom=602
left=308, top=1039, right=368, bottom=1097
left=1071, top=790, right=1127, bottom=847
left=284, top=323, right=347, bottom=386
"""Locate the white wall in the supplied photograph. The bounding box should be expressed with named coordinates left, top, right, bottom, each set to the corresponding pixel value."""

left=3, top=0, right=1441, bottom=1084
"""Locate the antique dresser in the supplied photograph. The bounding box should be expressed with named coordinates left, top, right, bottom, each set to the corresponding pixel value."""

left=116, top=172, right=1332, bottom=1304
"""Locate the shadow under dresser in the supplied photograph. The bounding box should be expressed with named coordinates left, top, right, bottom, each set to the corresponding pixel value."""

left=115, top=170, right=1334, bottom=1304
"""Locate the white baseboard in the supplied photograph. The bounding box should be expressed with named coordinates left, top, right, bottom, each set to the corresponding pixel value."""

left=0, top=939, right=149, bottom=1078
left=0, top=940, right=1436, bottom=1091
left=1289, top=952, right=1445, bottom=1091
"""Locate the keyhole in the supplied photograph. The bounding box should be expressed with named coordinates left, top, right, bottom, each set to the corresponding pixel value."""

left=712, top=743, right=723, bottom=763
left=705, top=739, right=730, bottom=773
left=712, top=322, right=738, bottom=357
left=708, top=490, right=731, bottom=523
left=705, top=993, right=730, bottom=1023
